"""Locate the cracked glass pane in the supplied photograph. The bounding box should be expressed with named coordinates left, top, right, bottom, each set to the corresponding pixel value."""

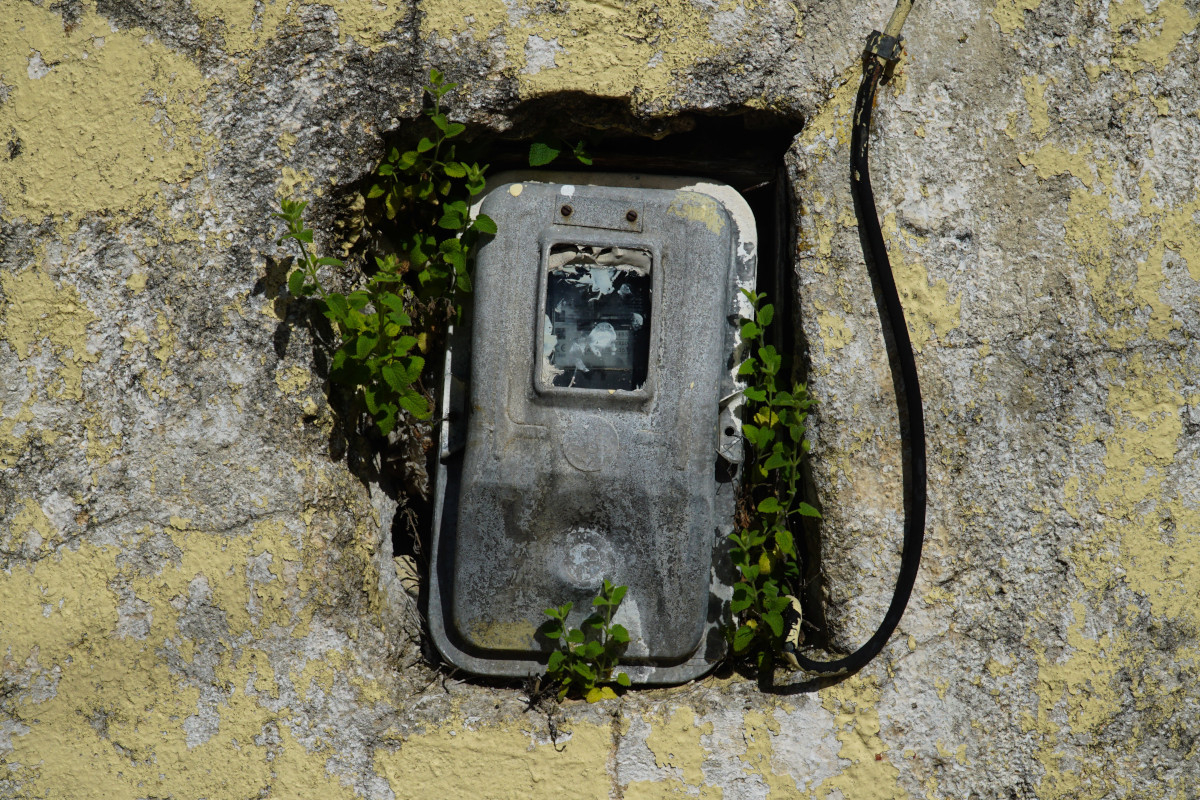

left=543, top=244, right=652, bottom=391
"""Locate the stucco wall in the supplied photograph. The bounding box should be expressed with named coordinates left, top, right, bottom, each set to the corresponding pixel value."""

left=2, top=0, right=1198, bottom=797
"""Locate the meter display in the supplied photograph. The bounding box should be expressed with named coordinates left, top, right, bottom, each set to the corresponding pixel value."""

left=428, top=172, right=757, bottom=684
left=543, top=244, right=652, bottom=392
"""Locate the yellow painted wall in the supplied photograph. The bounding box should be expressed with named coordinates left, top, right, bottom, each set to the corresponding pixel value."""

left=2, top=0, right=1199, bottom=797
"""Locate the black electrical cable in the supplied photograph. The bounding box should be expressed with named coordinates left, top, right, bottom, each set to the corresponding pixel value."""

left=789, top=22, right=926, bottom=678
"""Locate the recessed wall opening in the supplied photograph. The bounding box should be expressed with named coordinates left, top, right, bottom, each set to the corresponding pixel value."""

left=374, top=108, right=819, bottom=661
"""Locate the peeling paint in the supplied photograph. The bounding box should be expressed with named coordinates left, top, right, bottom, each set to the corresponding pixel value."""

left=3, top=0, right=1200, bottom=795
left=1109, top=0, right=1197, bottom=73
left=0, top=268, right=98, bottom=400
left=991, top=0, right=1044, bottom=34
left=666, top=192, right=726, bottom=235
left=1018, top=142, right=1095, bottom=188
left=0, top=0, right=210, bottom=222
left=374, top=717, right=612, bottom=799
left=881, top=214, right=962, bottom=352
left=645, top=707, right=711, bottom=787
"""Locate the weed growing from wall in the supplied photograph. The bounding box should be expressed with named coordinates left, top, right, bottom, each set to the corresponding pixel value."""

left=276, top=69, right=493, bottom=437
left=730, top=289, right=820, bottom=673
left=540, top=580, right=631, bottom=702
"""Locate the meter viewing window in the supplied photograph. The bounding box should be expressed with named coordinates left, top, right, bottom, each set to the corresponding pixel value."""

left=542, top=244, right=652, bottom=392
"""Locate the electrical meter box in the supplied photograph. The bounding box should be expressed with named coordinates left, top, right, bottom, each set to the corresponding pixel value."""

left=429, top=172, right=756, bottom=683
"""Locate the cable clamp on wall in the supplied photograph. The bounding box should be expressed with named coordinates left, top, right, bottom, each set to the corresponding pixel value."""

left=864, top=30, right=904, bottom=64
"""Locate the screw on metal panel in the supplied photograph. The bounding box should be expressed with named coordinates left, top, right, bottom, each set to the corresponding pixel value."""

left=626, top=210, right=638, bottom=222
left=561, top=204, right=573, bottom=217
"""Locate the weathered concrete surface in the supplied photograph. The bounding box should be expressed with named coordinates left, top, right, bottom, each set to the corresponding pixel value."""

left=1, top=0, right=1198, bottom=797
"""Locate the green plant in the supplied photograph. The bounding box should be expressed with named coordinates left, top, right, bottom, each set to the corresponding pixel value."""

left=729, top=289, right=820, bottom=671
left=277, top=203, right=429, bottom=434
left=368, top=68, right=494, bottom=313
left=276, top=68, right=493, bottom=437
left=541, top=580, right=631, bottom=702
left=528, top=137, right=593, bottom=167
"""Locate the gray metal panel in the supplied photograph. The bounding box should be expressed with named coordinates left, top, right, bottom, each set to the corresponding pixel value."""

left=429, top=172, right=757, bottom=683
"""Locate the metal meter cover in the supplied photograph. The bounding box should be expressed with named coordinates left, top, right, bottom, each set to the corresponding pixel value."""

left=429, top=172, right=757, bottom=684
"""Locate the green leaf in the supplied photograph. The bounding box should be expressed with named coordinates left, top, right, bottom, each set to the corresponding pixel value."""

left=796, top=502, right=822, bottom=518
left=376, top=405, right=397, bottom=436
left=444, top=122, right=466, bottom=138
left=763, top=451, right=788, bottom=471
left=363, top=387, right=381, bottom=414
left=455, top=270, right=473, bottom=293
left=586, top=686, right=617, bottom=703
left=377, top=163, right=394, bottom=176
left=398, top=389, right=430, bottom=419
left=443, top=161, right=467, bottom=178
left=356, top=335, right=378, bottom=360
left=403, top=356, right=426, bottom=382
left=741, top=321, right=761, bottom=339
left=367, top=185, right=385, bottom=199
left=757, top=304, right=775, bottom=326
left=547, top=649, right=565, bottom=670
left=757, top=497, right=782, bottom=514
left=581, top=641, right=605, bottom=660
left=392, top=336, right=419, bottom=358
left=615, top=672, right=631, bottom=687
left=744, top=387, right=767, bottom=402
left=316, top=256, right=343, bottom=267
left=609, top=624, right=630, bottom=644
left=380, top=364, right=407, bottom=392
left=731, top=583, right=755, bottom=613
left=763, top=611, right=784, bottom=638
left=773, top=391, right=797, bottom=408
left=775, top=528, right=795, bottom=557
left=417, top=137, right=436, bottom=153
left=288, top=269, right=305, bottom=296
left=758, top=345, right=782, bottom=374
left=472, top=213, right=497, bottom=235
left=380, top=293, right=407, bottom=314
left=325, top=293, right=349, bottom=320
left=528, top=140, right=561, bottom=166
left=738, top=358, right=757, bottom=376
left=733, top=625, right=756, bottom=653
left=566, top=629, right=584, bottom=644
